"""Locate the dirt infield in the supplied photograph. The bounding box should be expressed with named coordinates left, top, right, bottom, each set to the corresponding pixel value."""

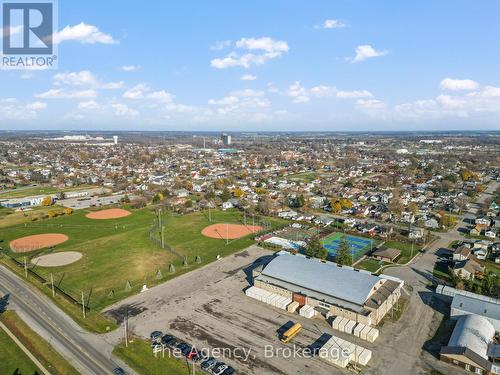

left=85, top=208, right=131, bottom=220
left=10, top=233, right=69, bottom=253
left=31, top=251, right=83, bottom=267
left=201, top=223, right=263, bottom=239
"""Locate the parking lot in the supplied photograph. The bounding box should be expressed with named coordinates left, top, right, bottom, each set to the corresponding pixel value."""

left=103, top=245, right=432, bottom=375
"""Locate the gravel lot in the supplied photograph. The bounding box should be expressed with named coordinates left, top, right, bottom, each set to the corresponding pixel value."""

left=103, top=245, right=439, bottom=375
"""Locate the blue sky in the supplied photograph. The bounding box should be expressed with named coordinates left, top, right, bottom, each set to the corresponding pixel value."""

left=1, top=0, right=500, bottom=131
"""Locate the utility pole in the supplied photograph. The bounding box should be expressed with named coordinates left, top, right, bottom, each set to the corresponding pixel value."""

left=161, top=226, right=165, bottom=248
left=81, top=292, right=86, bottom=319
left=208, top=206, right=211, bottom=222
left=50, top=273, right=55, bottom=297
left=24, top=257, right=28, bottom=278
left=244, top=208, right=247, bottom=226
left=124, top=309, right=129, bottom=347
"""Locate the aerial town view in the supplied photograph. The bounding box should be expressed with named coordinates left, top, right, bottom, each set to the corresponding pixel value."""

left=0, top=2, right=499, bottom=375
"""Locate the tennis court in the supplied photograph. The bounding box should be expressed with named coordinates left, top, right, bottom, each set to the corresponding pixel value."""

left=321, top=232, right=374, bottom=260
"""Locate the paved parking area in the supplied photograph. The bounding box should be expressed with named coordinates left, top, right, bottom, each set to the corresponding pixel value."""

left=103, top=245, right=436, bottom=375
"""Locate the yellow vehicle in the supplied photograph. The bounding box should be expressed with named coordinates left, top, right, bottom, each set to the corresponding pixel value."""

left=280, top=322, right=302, bottom=343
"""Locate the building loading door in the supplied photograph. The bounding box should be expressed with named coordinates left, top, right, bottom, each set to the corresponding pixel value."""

left=293, top=293, right=306, bottom=307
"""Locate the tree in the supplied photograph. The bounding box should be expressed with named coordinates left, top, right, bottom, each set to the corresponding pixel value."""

left=64, top=207, right=73, bottom=215
left=305, top=236, right=327, bottom=259
left=408, top=202, right=419, bottom=215
left=220, top=188, right=231, bottom=202
left=340, top=198, right=353, bottom=210
left=335, top=238, right=352, bottom=266
left=42, top=196, right=53, bottom=206
left=331, top=200, right=342, bottom=214
left=233, top=188, right=245, bottom=198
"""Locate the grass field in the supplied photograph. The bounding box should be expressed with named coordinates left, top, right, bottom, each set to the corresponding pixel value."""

left=0, top=184, right=97, bottom=199
left=0, top=321, right=39, bottom=375
left=384, top=240, right=422, bottom=264
left=321, top=232, right=375, bottom=261
left=114, top=339, right=190, bottom=375
left=355, top=258, right=386, bottom=273
left=0, top=310, right=79, bottom=375
left=0, top=206, right=282, bottom=332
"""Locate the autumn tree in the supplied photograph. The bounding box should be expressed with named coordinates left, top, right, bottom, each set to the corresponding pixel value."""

left=335, top=238, right=352, bottom=266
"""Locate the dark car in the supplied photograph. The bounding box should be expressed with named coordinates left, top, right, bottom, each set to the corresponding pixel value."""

left=201, top=357, right=217, bottom=371
left=161, top=334, right=174, bottom=345
left=222, top=367, right=235, bottom=375
left=150, top=331, right=163, bottom=343
left=113, top=368, right=125, bottom=375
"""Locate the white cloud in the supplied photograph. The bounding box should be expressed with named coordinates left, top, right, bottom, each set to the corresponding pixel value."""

left=121, top=65, right=140, bottom=72
left=210, top=40, right=232, bottom=51
left=26, top=101, right=47, bottom=110
left=317, top=19, right=347, bottom=29
left=112, top=103, right=139, bottom=117
left=336, top=90, right=373, bottom=99
left=287, top=82, right=342, bottom=103
left=53, top=23, right=117, bottom=45
left=211, top=37, right=289, bottom=69
left=439, top=78, right=479, bottom=91
left=147, top=90, right=175, bottom=102
left=54, top=70, right=98, bottom=86
left=123, top=84, right=150, bottom=99
left=241, top=74, right=257, bottom=81
left=356, top=98, right=386, bottom=110
left=208, top=96, right=239, bottom=105
left=478, top=86, right=500, bottom=98
left=35, top=88, right=97, bottom=99
left=78, top=100, right=99, bottom=110
left=53, top=70, right=123, bottom=89
left=350, top=45, right=388, bottom=63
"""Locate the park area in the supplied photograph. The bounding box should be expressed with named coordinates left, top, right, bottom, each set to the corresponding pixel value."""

left=0, top=206, right=283, bottom=332
left=321, top=232, right=376, bottom=261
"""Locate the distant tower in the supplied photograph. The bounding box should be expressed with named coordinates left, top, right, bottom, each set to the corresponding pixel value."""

left=113, top=135, right=118, bottom=145
left=221, top=133, right=232, bottom=146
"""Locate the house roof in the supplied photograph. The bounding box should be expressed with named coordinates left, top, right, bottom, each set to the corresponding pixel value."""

left=257, top=252, right=386, bottom=306
left=452, top=294, right=500, bottom=329
left=372, top=247, right=401, bottom=260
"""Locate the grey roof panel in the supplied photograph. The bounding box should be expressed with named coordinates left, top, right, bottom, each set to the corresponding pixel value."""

left=258, top=252, right=383, bottom=306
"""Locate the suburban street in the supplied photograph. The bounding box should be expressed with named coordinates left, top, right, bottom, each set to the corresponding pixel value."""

left=0, top=265, right=136, bottom=375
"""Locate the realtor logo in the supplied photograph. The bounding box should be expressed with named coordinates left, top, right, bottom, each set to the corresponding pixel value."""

left=1, top=0, right=58, bottom=69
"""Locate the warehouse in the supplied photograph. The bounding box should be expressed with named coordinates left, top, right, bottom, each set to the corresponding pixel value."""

left=440, top=314, right=498, bottom=375
left=252, top=252, right=403, bottom=326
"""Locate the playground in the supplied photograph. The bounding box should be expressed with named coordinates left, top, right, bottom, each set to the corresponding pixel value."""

left=321, top=232, right=375, bottom=260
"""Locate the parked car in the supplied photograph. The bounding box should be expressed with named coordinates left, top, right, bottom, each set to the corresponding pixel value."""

left=113, top=368, right=125, bottom=375
left=222, top=367, right=235, bottom=375
left=161, top=334, right=175, bottom=345
left=150, top=331, right=163, bottom=343
left=201, top=357, right=217, bottom=371
left=212, top=363, right=228, bottom=375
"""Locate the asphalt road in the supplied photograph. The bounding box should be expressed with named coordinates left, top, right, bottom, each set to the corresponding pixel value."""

left=0, top=265, right=134, bottom=375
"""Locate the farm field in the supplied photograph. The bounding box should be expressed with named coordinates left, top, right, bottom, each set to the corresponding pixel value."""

left=0, top=206, right=282, bottom=332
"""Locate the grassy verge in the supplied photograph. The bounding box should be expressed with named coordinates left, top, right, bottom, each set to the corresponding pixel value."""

left=114, top=339, right=191, bottom=375
left=0, top=310, right=80, bottom=375
left=354, top=258, right=386, bottom=273
left=0, top=319, right=39, bottom=375
left=0, top=184, right=97, bottom=199
left=384, top=240, right=422, bottom=264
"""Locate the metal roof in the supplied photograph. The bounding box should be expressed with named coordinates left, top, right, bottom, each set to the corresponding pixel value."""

left=448, top=314, right=495, bottom=360
left=451, top=294, right=500, bottom=331
left=258, top=252, right=383, bottom=306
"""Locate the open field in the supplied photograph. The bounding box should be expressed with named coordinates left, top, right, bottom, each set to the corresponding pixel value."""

left=114, top=339, right=191, bottom=375
left=0, top=184, right=97, bottom=199
left=355, top=258, right=386, bottom=273
left=0, top=207, right=282, bottom=332
left=0, top=310, right=79, bottom=375
left=10, top=233, right=69, bottom=252
left=384, top=240, right=422, bottom=264
left=0, top=319, right=39, bottom=375
left=201, top=223, right=263, bottom=239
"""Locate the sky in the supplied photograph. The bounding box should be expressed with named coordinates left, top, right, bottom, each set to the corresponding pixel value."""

left=1, top=0, right=500, bottom=131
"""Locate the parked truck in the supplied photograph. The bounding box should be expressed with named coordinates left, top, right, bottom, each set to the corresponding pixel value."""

left=280, top=322, right=302, bottom=343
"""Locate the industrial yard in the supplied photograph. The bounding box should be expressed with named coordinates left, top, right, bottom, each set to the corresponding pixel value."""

left=104, top=245, right=424, bottom=375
